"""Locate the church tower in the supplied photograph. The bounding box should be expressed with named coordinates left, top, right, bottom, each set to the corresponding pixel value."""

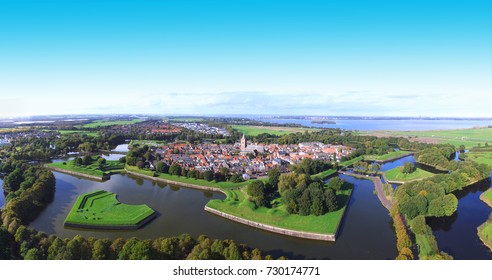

left=240, top=134, right=247, bottom=151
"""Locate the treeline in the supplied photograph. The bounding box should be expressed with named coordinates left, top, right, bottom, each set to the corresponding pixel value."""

left=290, top=158, right=333, bottom=175
left=1, top=160, right=56, bottom=227
left=389, top=205, right=414, bottom=260
left=4, top=227, right=280, bottom=260
left=414, top=144, right=455, bottom=170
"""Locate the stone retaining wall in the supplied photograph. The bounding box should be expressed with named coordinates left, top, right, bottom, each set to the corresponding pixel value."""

left=204, top=206, right=339, bottom=241
left=45, top=166, right=107, bottom=181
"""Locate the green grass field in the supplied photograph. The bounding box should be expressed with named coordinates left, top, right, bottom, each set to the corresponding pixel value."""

left=49, top=158, right=125, bottom=179
left=363, top=150, right=413, bottom=161
left=58, top=130, right=99, bottom=137
left=232, top=125, right=320, bottom=136
left=311, top=169, right=337, bottom=180
left=361, top=127, right=492, bottom=148
left=64, top=190, right=155, bottom=228
left=129, top=139, right=167, bottom=147
left=82, top=119, right=144, bottom=128
left=125, top=165, right=251, bottom=189
left=384, top=167, right=435, bottom=182
left=339, top=156, right=365, bottom=167
left=206, top=184, right=352, bottom=234
left=464, top=151, right=492, bottom=167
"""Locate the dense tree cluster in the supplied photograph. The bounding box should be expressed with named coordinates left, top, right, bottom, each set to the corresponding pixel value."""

left=1, top=161, right=55, bottom=227
left=396, top=161, right=489, bottom=219
left=2, top=226, right=279, bottom=260
left=279, top=173, right=340, bottom=216
left=414, top=145, right=455, bottom=170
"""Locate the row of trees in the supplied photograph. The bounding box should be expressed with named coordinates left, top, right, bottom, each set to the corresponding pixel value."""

left=290, top=158, right=333, bottom=175
left=4, top=224, right=279, bottom=260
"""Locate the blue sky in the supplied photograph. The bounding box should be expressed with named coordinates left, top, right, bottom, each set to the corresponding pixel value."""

left=0, top=0, right=490, bottom=117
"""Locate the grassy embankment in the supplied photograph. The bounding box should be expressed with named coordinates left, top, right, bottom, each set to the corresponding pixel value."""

left=232, top=125, right=320, bottom=136
left=206, top=182, right=352, bottom=234
left=360, top=127, right=492, bottom=148
left=82, top=119, right=144, bottom=128
left=478, top=189, right=492, bottom=251
left=129, top=139, right=167, bottom=147
left=339, top=156, right=364, bottom=168
left=64, top=190, right=155, bottom=228
left=48, top=158, right=125, bottom=179
left=125, top=165, right=251, bottom=190
left=384, top=167, right=435, bottom=182
left=363, top=150, right=413, bottom=162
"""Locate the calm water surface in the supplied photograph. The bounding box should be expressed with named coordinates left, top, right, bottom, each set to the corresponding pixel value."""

left=29, top=172, right=397, bottom=259
left=255, top=118, right=492, bottom=131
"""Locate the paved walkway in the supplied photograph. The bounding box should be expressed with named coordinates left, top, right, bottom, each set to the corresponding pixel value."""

left=338, top=171, right=394, bottom=210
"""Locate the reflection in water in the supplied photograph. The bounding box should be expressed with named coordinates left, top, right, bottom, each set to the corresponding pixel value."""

left=29, top=172, right=397, bottom=259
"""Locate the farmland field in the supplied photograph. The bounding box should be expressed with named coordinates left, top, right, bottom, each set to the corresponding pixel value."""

left=82, top=119, right=144, bottom=128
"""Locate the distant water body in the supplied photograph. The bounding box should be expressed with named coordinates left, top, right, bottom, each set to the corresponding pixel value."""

left=254, top=118, right=492, bottom=131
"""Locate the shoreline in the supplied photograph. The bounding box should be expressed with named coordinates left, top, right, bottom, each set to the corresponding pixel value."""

left=204, top=206, right=332, bottom=242
left=45, top=165, right=109, bottom=181
left=367, top=152, right=414, bottom=164
left=124, top=170, right=226, bottom=194
left=480, top=189, right=492, bottom=208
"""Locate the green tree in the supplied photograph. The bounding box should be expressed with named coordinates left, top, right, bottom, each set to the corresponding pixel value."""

left=169, top=163, right=182, bottom=176
left=203, top=170, right=214, bottom=181
left=268, top=168, right=281, bottom=190
left=92, top=239, right=111, bottom=260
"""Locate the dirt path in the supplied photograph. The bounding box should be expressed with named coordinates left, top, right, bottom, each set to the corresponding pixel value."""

left=338, top=171, right=394, bottom=210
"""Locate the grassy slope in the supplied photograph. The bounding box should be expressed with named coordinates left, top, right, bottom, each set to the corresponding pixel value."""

left=384, top=167, right=435, bottom=182
left=206, top=185, right=352, bottom=234
left=231, top=125, right=319, bottom=136
left=125, top=165, right=251, bottom=189
left=65, top=190, right=154, bottom=226
left=363, top=150, right=412, bottom=161
left=82, top=119, right=144, bottom=128
left=311, top=169, right=337, bottom=180
left=49, top=159, right=125, bottom=178
left=339, top=156, right=364, bottom=167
